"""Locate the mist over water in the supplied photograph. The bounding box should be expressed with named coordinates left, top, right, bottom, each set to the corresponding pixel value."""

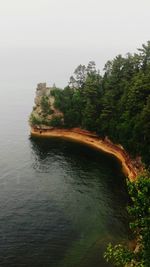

left=0, top=45, right=140, bottom=90
left=0, top=0, right=149, bottom=265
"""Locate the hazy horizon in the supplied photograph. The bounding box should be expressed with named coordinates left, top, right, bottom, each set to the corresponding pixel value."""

left=0, top=0, right=150, bottom=88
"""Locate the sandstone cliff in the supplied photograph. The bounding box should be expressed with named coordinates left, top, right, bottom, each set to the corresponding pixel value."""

left=29, top=83, right=63, bottom=129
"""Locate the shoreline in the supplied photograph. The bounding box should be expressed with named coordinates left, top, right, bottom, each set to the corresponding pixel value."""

left=31, top=127, right=138, bottom=181
left=30, top=127, right=140, bottom=181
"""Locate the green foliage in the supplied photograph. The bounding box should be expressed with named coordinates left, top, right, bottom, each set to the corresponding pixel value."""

left=31, top=43, right=150, bottom=264
left=40, top=95, right=53, bottom=115
left=29, top=113, right=52, bottom=127
left=127, top=172, right=150, bottom=266
left=29, top=114, right=43, bottom=126
left=33, top=41, right=150, bottom=166
left=49, top=115, right=63, bottom=127
left=104, top=243, right=134, bottom=266
left=52, top=62, right=102, bottom=130
left=50, top=42, right=150, bottom=165
left=104, top=172, right=150, bottom=267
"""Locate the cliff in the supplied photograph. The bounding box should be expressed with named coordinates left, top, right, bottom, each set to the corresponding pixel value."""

left=29, top=83, right=143, bottom=181
left=29, top=83, right=63, bottom=129
left=31, top=126, right=144, bottom=181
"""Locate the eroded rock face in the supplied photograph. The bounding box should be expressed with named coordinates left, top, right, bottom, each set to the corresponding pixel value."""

left=35, top=83, right=52, bottom=105
left=29, top=83, right=64, bottom=129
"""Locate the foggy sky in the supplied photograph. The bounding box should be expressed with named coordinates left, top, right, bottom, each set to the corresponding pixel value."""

left=0, top=0, right=150, bottom=88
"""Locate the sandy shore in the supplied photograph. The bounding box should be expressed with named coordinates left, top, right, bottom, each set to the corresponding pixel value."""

left=30, top=127, right=138, bottom=181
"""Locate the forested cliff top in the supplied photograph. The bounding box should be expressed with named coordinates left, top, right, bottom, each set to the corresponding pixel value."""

left=30, top=41, right=150, bottom=166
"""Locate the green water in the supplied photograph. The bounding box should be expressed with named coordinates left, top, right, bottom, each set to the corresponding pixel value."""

left=0, top=84, right=129, bottom=266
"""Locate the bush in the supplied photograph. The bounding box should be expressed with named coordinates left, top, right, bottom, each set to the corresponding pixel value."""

left=29, top=114, right=42, bottom=126
left=49, top=115, right=63, bottom=127
left=40, top=96, right=53, bottom=115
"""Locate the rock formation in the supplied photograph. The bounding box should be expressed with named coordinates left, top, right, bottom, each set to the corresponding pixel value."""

left=29, top=83, right=63, bottom=129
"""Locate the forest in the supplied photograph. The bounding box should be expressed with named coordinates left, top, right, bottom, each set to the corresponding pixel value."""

left=30, top=42, right=150, bottom=266
left=49, top=41, right=150, bottom=166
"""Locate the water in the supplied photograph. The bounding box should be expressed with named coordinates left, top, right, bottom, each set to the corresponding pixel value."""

left=0, top=84, right=129, bottom=267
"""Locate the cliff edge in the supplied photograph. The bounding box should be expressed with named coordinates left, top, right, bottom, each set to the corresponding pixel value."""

left=29, top=83, right=143, bottom=181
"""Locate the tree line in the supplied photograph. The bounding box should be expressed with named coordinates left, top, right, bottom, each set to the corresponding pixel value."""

left=51, top=42, right=150, bottom=166
left=30, top=41, right=150, bottom=266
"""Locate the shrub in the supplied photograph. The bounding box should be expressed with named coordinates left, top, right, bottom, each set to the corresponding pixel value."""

left=49, top=115, right=63, bottom=127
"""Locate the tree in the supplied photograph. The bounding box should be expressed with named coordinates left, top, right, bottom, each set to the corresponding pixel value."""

left=87, top=61, right=97, bottom=75
left=69, top=64, right=87, bottom=89
left=49, top=115, right=63, bottom=127
left=104, top=171, right=150, bottom=267
left=138, top=41, right=150, bottom=71
left=32, top=41, right=150, bottom=167
left=40, top=96, right=53, bottom=115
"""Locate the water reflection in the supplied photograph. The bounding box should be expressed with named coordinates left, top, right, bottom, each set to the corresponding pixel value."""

left=28, top=136, right=129, bottom=267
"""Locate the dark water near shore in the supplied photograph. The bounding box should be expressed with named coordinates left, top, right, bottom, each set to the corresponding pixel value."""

left=0, top=85, right=129, bottom=267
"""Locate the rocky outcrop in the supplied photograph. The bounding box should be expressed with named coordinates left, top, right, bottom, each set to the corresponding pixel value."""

left=29, top=83, right=63, bottom=128
left=34, top=83, right=53, bottom=105
left=29, top=83, right=143, bottom=180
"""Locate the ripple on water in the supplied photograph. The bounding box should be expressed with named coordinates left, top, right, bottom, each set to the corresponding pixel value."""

left=0, top=137, right=129, bottom=267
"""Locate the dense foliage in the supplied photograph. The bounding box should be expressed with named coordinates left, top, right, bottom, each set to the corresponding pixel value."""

left=40, top=96, right=54, bottom=116
left=51, top=42, right=150, bottom=166
left=104, top=171, right=150, bottom=266
left=50, top=43, right=150, bottom=265
left=30, top=42, right=150, bottom=266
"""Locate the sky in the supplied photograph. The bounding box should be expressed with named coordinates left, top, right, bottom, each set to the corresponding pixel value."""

left=0, top=0, right=150, bottom=88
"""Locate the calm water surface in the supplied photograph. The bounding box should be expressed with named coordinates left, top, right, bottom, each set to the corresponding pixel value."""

left=0, top=84, right=129, bottom=267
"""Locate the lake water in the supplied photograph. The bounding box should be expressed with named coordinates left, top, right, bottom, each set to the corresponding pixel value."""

left=0, top=83, right=129, bottom=267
